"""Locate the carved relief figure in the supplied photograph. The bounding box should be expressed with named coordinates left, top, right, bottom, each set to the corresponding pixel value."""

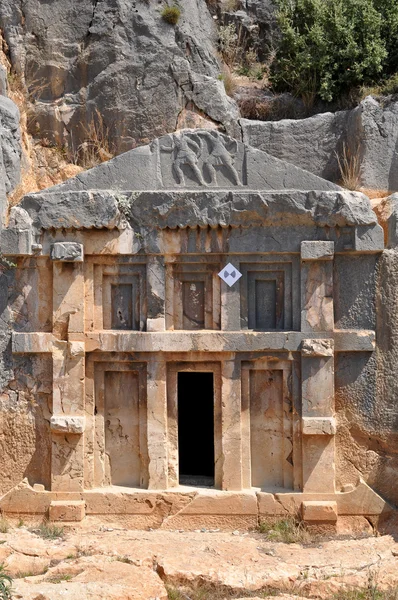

left=160, top=133, right=206, bottom=186
left=202, top=131, right=242, bottom=186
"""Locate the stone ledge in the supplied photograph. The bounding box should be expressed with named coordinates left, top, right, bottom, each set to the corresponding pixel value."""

left=0, top=481, right=391, bottom=527
left=12, top=330, right=376, bottom=354
left=302, top=417, right=336, bottom=435
left=50, top=416, right=86, bottom=435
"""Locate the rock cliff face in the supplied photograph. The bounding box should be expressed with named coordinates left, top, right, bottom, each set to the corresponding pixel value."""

left=0, top=0, right=239, bottom=154
left=0, top=96, right=21, bottom=226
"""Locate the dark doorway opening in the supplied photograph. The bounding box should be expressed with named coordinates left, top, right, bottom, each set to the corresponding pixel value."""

left=178, top=372, right=215, bottom=487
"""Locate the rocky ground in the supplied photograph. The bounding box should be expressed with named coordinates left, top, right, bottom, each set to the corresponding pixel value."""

left=0, top=523, right=397, bottom=599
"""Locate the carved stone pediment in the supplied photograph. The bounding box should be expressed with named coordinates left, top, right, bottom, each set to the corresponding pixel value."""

left=33, top=129, right=341, bottom=193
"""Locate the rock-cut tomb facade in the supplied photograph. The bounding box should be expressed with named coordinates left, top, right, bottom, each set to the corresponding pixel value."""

left=0, top=130, right=392, bottom=528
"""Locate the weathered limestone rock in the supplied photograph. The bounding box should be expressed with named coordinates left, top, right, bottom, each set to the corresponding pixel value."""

left=357, top=96, right=398, bottom=191
left=0, top=527, right=397, bottom=599
left=241, top=96, right=398, bottom=191
left=0, top=0, right=238, bottom=151
left=241, top=109, right=352, bottom=183
left=0, top=95, right=22, bottom=226
left=13, top=556, right=168, bottom=600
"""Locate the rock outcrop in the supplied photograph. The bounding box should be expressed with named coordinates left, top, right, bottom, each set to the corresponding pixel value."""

left=0, top=0, right=239, bottom=154
left=0, top=95, right=21, bottom=225
left=241, top=96, right=398, bottom=192
left=1, top=526, right=398, bottom=599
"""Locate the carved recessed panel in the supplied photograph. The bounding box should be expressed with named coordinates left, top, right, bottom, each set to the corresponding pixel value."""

left=89, top=360, right=148, bottom=489
left=240, top=261, right=296, bottom=331
left=87, top=259, right=147, bottom=331
left=241, top=360, right=293, bottom=491
left=166, top=260, right=221, bottom=330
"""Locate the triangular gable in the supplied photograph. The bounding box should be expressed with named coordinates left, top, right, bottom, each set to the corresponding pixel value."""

left=43, top=129, right=340, bottom=193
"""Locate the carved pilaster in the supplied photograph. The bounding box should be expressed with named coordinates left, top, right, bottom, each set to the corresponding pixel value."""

left=301, top=339, right=335, bottom=493
left=51, top=243, right=85, bottom=492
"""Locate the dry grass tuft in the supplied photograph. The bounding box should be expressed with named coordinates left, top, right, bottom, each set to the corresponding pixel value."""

left=218, top=65, right=238, bottom=97
left=336, top=142, right=362, bottom=191
left=161, top=5, right=181, bottom=24
left=0, top=519, right=9, bottom=535
left=75, top=109, right=115, bottom=169
left=258, top=515, right=312, bottom=544
left=32, top=522, right=64, bottom=540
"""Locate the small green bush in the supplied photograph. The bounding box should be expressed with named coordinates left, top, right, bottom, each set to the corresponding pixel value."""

left=0, top=565, right=12, bottom=600
left=161, top=5, right=181, bottom=25
left=271, top=0, right=387, bottom=102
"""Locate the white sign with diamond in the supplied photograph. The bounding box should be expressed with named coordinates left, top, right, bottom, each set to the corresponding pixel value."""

left=218, top=263, right=242, bottom=287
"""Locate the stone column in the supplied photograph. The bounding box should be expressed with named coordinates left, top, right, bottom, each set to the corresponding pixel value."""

left=147, top=255, right=166, bottom=331
left=50, top=242, right=86, bottom=492
left=221, top=358, right=243, bottom=490
left=147, top=357, right=168, bottom=489
left=301, top=241, right=334, bottom=332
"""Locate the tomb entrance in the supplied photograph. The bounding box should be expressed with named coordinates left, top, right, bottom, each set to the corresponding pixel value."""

left=177, top=371, right=215, bottom=487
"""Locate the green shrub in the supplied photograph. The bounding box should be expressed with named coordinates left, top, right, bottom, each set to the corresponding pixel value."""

left=374, top=0, right=398, bottom=74
left=0, top=565, right=12, bottom=600
left=271, top=0, right=387, bottom=102
left=161, top=5, right=181, bottom=24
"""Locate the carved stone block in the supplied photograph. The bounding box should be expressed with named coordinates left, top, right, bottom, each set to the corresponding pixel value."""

left=301, top=241, right=334, bottom=261
left=50, top=415, right=86, bottom=434
left=0, top=228, right=32, bottom=255
left=302, top=500, right=338, bottom=522
left=49, top=500, right=85, bottom=522
left=50, top=242, right=84, bottom=262
left=302, top=417, right=336, bottom=435
left=302, top=339, right=334, bottom=357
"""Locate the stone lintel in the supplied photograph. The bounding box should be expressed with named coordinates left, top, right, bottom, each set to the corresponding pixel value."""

left=301, top=500, right=338, bottom=522
left=12, top=330, right=376, bottom=354
left=50, top=416, right=86, bottom=435
left=301, top=241, right=334, bottom=261
left=84, top=331, right=375, bottom=353
left=50, top=242, right=84, bottom=262
left=302, top=417, right=336, bottom=435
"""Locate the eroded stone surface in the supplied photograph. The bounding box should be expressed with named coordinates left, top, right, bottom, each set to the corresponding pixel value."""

left=241, top=96, right=398, bottom=192
left=0, top=0, right=237, bottom=152
left=0, top=527, right=397, bottom=599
